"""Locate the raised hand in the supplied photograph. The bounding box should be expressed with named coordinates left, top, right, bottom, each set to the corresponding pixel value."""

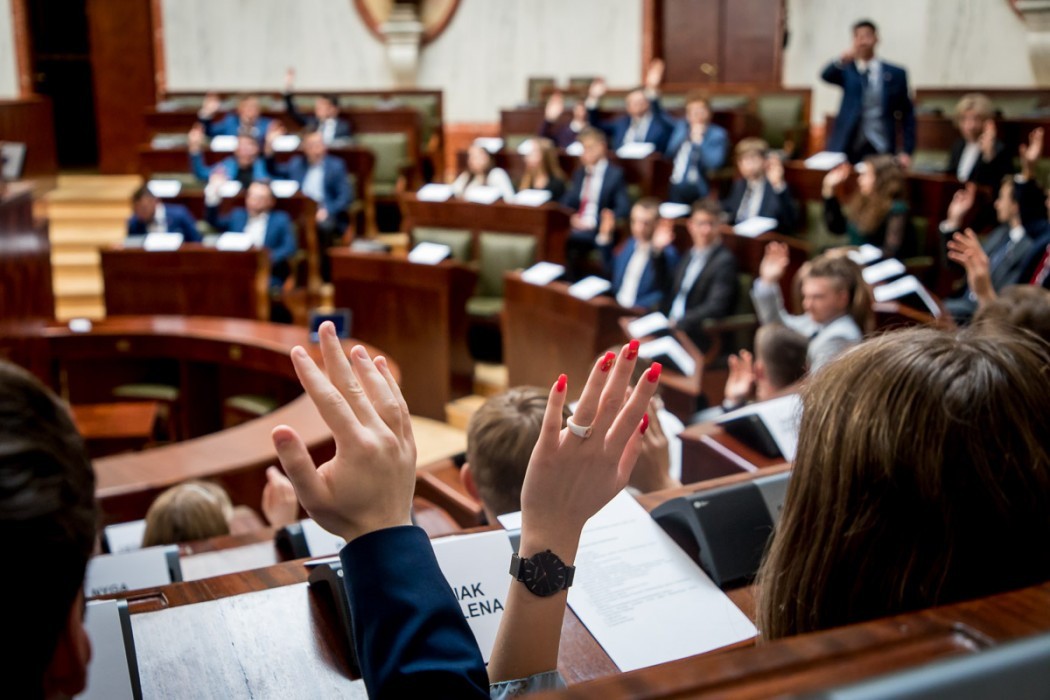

left=759, top=241, right=791, bottom=284
left=261, top=465, right=300, bottom=528
left=979, top=119, right=998, bottom=161
left=284, top=67, right=296, bottom=93
left=588, top=77, right=607, bottom=102
left=766, top=155, right=786, bottom=190
left=628, top=396, right=678, bottom=494
left=187, top=124, right=205, bottom=154
left=544, top=91, right=565, bottom=123
left=652, top=218, right=676, bottom=250
left=724, top=350, right=756, bottom=406
left=645, top=58, right=665, bottom=92
left=271, top=322, right=416, bottom=542
left=200, top=92, right=221, bottom=119
left=1021, top=127, right=1044, bottom=179
left=897, top=152, right=912, bottom=170
left=947, top=228, right=995, bottom=304
left=821, top=162, right=852, bottom=197
left=945, top=183, right=977, bottom=229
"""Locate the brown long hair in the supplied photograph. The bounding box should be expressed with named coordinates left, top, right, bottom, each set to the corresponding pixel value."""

left=756, top=326, right=1050, bottom=640
left=846, top=155, right=905, bottom=234
left=519, top=138, right=566, bottom=189
left=795, top=251, right=875, bottom=333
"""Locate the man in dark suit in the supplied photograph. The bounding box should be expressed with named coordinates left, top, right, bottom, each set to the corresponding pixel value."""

left=283, top=68, right=352, bottom=144
left=268, top=130, right=353, bottom=280
left=603, top=198, right=679, bottom=310
left=197, top=93, right=273, bottom=143
left=189, top=128, right=273, bottom=186
left=560, top=127, right=632, bottom=279
left=821, top=19, right=916, bottom=166
left=722, top=138, right=798, bottom=234
left=538, top=92, right=589, bottom=149
left=663, top=200, right=739, bottom=352
left=205, top=180, right=298, bottom=289
left=127, top=185, right=201, bottom=242
left=584, top=61, right=673, bottom=154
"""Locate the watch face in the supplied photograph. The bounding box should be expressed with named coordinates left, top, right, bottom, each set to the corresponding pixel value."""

left=521, top=550, right=569, bottom=597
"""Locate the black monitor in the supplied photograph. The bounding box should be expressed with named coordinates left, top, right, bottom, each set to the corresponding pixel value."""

left=309, top=308, right=352, bottom=342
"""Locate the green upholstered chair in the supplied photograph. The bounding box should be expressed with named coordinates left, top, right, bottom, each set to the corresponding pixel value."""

left=222, top=393, right=280, bottom=428
left=911, top=149, right=951, bottom=173
left=504, top=134, right=532, bottom=153
left=411, top=227, right=473, bottom=262
left=355, top=132, right=409, bottom=198
left=526, top=77, right=555, bottom=105
left=113, top=383, right=180, bottom=440
left=466, top=232, right=537, bottom=317
left=756, top=93, right=805, bottom=151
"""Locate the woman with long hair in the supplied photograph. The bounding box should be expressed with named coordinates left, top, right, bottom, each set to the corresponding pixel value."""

left=451, top=144, right=516, bottom=201
left=517, top=138, right=567, bottom=200
left=822, top=155, right=910, bottom=257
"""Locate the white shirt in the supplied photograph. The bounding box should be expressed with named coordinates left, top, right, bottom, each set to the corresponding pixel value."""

left=737, top=180, right=766, bottom=222
left=148, top=203, right=168, bottom=233
left=451, top=167, right=516, bottom=201
left=669, top=248, right=713, bottom=321
left=616, top=242, right=651, bottom=308
left=854, top=57, right=882, bottom=85
left=577, top=159, right=608, bottom=230
left=244, top=212, right=269, bottom=250
left=322, top=118, right=337, bottom=145
left=957, top=141, right=981, bottom=181
left=623, top=112, right=652, bottom=145
left=302, top=162, right=325, bottom=203
left=671, top=140, right=693, bottom=184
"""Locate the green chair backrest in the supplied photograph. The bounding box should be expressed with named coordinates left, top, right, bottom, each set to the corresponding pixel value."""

left=411, top=227, right=472, bottom=262
left=355, top=132, right=409, bottom=186
left=911, top=149, right=951, bottom=173
left=708, top=95, right=750, bottom=111
left=756, top=94, right=804, bottom=149
left=527, top=77, right=556, bottom=105
left=476, top=232, right=537, bottom=297
left=504, top=134, right=532, bottom=153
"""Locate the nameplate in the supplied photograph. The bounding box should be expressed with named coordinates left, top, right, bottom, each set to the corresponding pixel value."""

left=215, top=232, right=254, bottom=251
left=848, top=243, right=884, bottom=266
left=512, top=188, right=552, bottom=207
left=407, top=241, right=452, bottom=265
left=567, top=492, right=756, bottom=672
left=209, top=135, right=238, bottom=152
left=520, top=261, right=565, bottom=286
left=658, top=202, right=691, bottom=220
left=473, top=137, right=504, bottom=154
left=803, top=151, right=848, bottom=170
left=271, top=134, right=301, bottom=152
left=616, top=142, right=656, bottom=160
left=142, top=232, right=184, bottom=252
left=872, top=274, right=941, bottom=317
left=430, top=530, right=513, bottom=663
left=84, top=545, right=180, bottom=598
left=301, top=518, right=346, bottom=557
left=79, top=599, right=142, bottom=699
left=732, top=216, right=778, bottom=238
left=416, top=183, right=454, bottom=202
left=638, top=335, right=696, bottom=377
left=463, top=185, right=502, bottom=205
left=565, top=141, right=585, bottom=156
left=568, top=275, right=612, bottom=300
left=218, top=181, right=243, bottom=198
left=270, top=179, right=300, bottom=198
left=146, top=179, right=182, bottom=198
left=626, top=311, right=671, bottom=339
left=717, top=393, right=802, bottom=461
left=104, top=520, right=147, bottom=554
left=862, top=257, right=907, bottom=285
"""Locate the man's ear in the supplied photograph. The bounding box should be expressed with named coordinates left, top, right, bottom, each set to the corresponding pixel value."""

left=460, top=462, right=481, bottom=501
left=753, top=359, right=767, bottom=383
left=43, top=590, right=92, bottom=698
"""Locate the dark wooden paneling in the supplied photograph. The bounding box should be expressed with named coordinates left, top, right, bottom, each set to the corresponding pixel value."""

left=661, top=0, right=721, bottom=84
left=0, top=97, right=58, bottom=176
left=88, top=0, right=156, bottom=173
left=0, top=184, right=54, bottom=324
left=720, top=0, right=784, bottom=83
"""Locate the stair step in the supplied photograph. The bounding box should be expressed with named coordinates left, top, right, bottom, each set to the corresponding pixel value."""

left=52, top=249, right=101, bottom=267
left=54, top=276, right=103, bottom=297
left=410, top=415, right=467, bottom=467
left=444, top=394, right=488, bottom=431
left=55, top=301, right=106, bottom=322
left=473, top=363, right=508, bottom=397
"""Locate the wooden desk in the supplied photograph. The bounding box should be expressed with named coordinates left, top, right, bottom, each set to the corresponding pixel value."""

left=101, top=245, right=270, bottom=320
left=21, top=316, right=398, bottom=524
left=71, top=401, right=159, bottom=457
left=502, top=273, right=634, bottom=402
left=399, top=192, right=571, bottom=264
left=0, top=182, right=53, bottom=322
left=330, top=250, right=476, bottom=421
left=678, top=420, right=789, bottom=484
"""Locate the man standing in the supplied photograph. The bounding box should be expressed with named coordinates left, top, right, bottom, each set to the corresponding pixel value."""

left=821, top=19, right=915, bottom=167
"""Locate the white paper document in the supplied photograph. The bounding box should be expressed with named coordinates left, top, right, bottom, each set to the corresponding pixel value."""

left=473, top=137, right=504, bottom=153
left=567, top=492, right=757, bottom=672
left=568, top=275, right=612, bottom=300
left=626, top=311, right=671, bottom=338
left=84, top=546, right=177, bottom=598
left=520, top=261, right=565, bottom=286
left=658, top=202, right=691, bottom=220
left=407, top=241, right=452, bottom=265
left=516, top=139, right=536, bottom=155
left=301, top=518, right=346, bottom=557
left=464, top=185, right=503, bottom=205
left=637, top=335, right=696, bottom=377
left=732, top=216, right=779, bottom=238
left=270, top=179, right=300, bottom=198
left=847, top=243, right=883, bottom=266
left=218, top=180, right=243, bottom=198
left=565, top=141, right=584, bottom=156
left=862, top=257, right=906, bottom=285
left=215, top=232, right=254, bottom=251
left=496, top=511, right=522, bottom=531
left=146, top=179, right=182, bottom=198
left=142, top=232, right=184, bottom=251
left=209, top=135, right=238, bottom=152
left=104, top=520, right=147, bottom=554
left=717, top=393, right=802, bottom=461
left=872, top=274, right=942, bottom=317
left=271, top=134, right=301, bottom=152
left=416, top=183, right=454, bottom=202
left=616, top=142, right=656, bottom=159
left=512, top=188, right=552, bottom=207
left=430, top=530, right=513, bottom=663
left=77, top=600, right=137, bottom=700
left=803, top=151, right=848, bottom=170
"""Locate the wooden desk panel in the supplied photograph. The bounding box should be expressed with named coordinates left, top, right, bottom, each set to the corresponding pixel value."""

left=0, top=184, right=54, bottom=325
left=678, top=421, right=788, bottom=483
left=399, top=193, right=571, bottom=264
left=101, top=245, right=269, bottom=320
left=330, top=251, right=476, bottom=421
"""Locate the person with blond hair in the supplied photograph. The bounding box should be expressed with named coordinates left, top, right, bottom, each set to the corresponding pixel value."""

left=517, top=138, right=567, bottom=201
left=947, top=92, right=1013, bottom=187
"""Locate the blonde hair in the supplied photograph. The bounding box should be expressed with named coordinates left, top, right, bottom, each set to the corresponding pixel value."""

left=519, top=137, right=566, bottom=189
left=796, top=251, right=875, bottom=333
left=954, top=92, right=995, bottom=124
left=142, top=480, right=232, bottom=546
left=735, top=137, right=770, bottom=160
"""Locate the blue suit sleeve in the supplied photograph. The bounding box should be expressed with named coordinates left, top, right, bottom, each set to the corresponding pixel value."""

left=699, top=126, right=729, bottom=171
left=899, top=71, right=916, bottom=154
left=268, top=212, right=298, bottom=265
left=190, top=152, right=211, bottom=182
left=340, top=526, right=489, bottom=699
left=172, top=206, right=201, bottom=242
left=328, top=160, right=353, bottom=213
left=821, top=60, right=846, bottom=86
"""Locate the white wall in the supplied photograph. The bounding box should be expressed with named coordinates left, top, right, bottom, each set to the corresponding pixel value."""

left=783, top=0, right=1043, bottom=124
left=0, top=0, right=19, bottom=98
left=160, top=0, right=642, bottom=122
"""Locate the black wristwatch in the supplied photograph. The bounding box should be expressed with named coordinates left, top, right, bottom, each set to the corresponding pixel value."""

left=509, top=549, right=576, bottom=597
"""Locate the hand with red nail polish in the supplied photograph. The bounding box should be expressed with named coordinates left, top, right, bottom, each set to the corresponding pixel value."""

left=628, top=400, right=681, bottom=493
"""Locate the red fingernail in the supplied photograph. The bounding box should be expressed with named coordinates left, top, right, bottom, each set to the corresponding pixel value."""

left=556, top=374, right=567, bottom=393
left=599, top=352, right=616, bottom=372
left=647, top=362, right=663, bottom=383
left=626, top=339, right=639, bottom=360
left=640, top=413, right=650, bottom=434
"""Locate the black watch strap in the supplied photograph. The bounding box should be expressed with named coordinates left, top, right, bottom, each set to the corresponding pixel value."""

left=509, top=549, right=576, bottom=597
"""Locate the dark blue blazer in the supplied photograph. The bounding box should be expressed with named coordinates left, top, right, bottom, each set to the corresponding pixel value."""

left=127, top=203, right=201, bottom=242
left=821, top=59, right=916, bottom=154
left=560, top=161, right=632, bottom=225
left=206, top=205, right=297, bottom=286
left=340, top=526, right=489, bottom=698
left=588, top=105, right=674, bottom=154
left=270, top=154, right=353, bottom=224
left=283, top=93, right=352, bottom=140
left=605, top=238, right=680, bottom=310
left=722, top=178, right=799, bottom=235
left=190, top=153, right=272, bottom=184
left=199, top=113, right=273, bottom=142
